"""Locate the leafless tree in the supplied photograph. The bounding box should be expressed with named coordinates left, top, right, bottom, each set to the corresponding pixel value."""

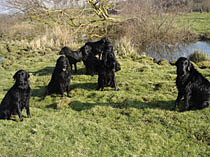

left=0, top=0, right=120, bottom=39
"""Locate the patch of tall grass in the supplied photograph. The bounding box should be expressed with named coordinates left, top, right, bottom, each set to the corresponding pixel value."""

left=114, top=37, right=137, bottom=57
left=188, top=50, right=210, bottom=63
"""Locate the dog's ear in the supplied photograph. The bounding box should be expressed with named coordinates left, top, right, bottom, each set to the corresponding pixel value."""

left=102, top=37, right=109, bottom=43
left=26, top=72, right=30, bottom=79
left=187, top=60, right=192, bottom=71
left=174, top=59, right=179, bottom=66
left=13, top=71, right=18, bottom=80
left=13, top=70, right=22, bottom=80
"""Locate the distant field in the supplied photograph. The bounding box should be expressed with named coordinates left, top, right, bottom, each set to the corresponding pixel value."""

left=177, top=13, right=210, bottom=39
left=0, top=49, right=209, bottom=156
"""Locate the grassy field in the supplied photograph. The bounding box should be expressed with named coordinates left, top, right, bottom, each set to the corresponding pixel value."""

left=177, top=12, right=210, bottom=39
left=0, top=47, right=209, bottom=156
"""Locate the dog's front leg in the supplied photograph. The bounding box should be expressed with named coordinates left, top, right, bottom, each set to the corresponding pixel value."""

left=70, top=64, right=73, bottom=72
left=16, top=102, right=23, bottom=121
left=66, top=85, right=72, bottom=98
left=61, top=89, right=65, bottom=98
left=182, top=92, right=191, bottom=111
left=74, top=63, right=77, bottom=73
left=26, top=90, right=31, bottom=118
left=112, top=70, right=118, bottom=91
left=26, top=100, right=31, bottom=118
left=174, top=91, right=183, bottom=110
left=59, top=84, right=65, bottom=98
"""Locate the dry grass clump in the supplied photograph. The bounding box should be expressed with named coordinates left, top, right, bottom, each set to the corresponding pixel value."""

left=114, top=37, right=137, bottom=57
left=29, top=25, right=76, bottom=50
left=189, top=50, right=209, bottom=63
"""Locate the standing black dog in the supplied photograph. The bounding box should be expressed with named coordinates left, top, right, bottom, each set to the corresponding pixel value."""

left=42, top=56, right=72, bottom=100
left=0, top=70, right=31, bottom=121
left=79, top=37, right=112, bottom=75
left=174, top=57, right=210, bottom=111
left=81, top=45, right=100, bottom=76
left=58, top=46, right=83, bottom=73
left=83, top=37, right=111, bottom=59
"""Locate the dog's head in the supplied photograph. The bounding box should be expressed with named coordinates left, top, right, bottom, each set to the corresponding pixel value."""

left=175, top=57, right=192, bottom=76
left=56, top=56, right=70, bottom=72
left=101, top=37, right=110, bottom=44
left=81, top=45, right=92, bottom=60
left=58, top=46, right=71, bottom=55
left=13, top=70, right=30, bottom=89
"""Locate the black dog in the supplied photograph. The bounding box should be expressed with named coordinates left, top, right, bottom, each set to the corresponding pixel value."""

left=0, top=70, right=31, bottom=121
left=96, top=60, right=120, bottom=91
left=84, top=37, right=110, bottom=59
left=96, top=46, right=120, bottom=91
left=81, top=45, right=100, bottom=76
left=42, top=56, right=72, bottom=100
left=58, top=46, right=83, bottom=73
left=174, top=57, right=210, bottom=111
left=102, top=40, right=115, bottom=66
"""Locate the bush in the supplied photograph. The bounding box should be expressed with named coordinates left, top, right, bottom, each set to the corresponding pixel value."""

left=114, top=37, right=137, bottom=57
left=188, top=50, right=209, bottom=63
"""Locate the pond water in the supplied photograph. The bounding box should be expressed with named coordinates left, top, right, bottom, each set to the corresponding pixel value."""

left=0, top=56, right=5, bottom=63
left=146, top=41, right=210, bottom=61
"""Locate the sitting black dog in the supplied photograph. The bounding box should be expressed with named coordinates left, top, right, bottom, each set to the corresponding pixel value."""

left=174, top=57, right=210, bottom=111
left=0, top=70, right=31, bottom=121
left=58, top=46, right=83, bottom=73
left=42, top=56, right=72, bottom=100
left=96, top=60, right=120, bottom=91
left=96, top=44, right=120, bottom=91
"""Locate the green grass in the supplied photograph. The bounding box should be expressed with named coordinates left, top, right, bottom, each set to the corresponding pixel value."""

left=0, top=49, right=209, bottom=156
left=177, top=13, right=210, bottom=39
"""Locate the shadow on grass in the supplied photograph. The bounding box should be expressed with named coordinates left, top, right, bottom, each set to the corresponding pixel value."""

left=68, top=100, right=175, bottom=111
left=73, top=67, right=87, bottom=75
left=70, top=82, right=98, bottom=91
left=31, top=66, right=94, bottom=76
left=31, top=86, right=46, bottom=98
left=32, top=66, right=54, bottom=76
left=45, top=103, right=58, bottom=109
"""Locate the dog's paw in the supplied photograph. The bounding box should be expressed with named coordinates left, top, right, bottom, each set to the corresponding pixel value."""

left=114, top=88, right=119, bottom=91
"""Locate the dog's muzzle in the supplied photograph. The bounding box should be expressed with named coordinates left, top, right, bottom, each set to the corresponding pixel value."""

left=62, top=65, right=67, bottom=71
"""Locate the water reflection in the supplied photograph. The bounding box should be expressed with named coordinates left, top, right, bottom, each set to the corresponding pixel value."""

left=146, top=41, right=210, bottom=61
left=0, top=56, right=5, bottom=63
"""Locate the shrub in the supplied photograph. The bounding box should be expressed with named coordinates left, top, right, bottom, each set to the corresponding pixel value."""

left=188, top=50, right=209, bottom=63
left=114, top=37, right=137, bottom=57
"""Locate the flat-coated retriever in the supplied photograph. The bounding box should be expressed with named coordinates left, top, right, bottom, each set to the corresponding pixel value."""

left=81, top=45, right=100, bottom=76
left=96, top=45, right=121, bottom=91
left=58, top=46, right=83, bottom=73
left=102, top=41, right=114, bottom=66
left=96, top=60, right=120, bottom=91
left=42, top=56, right=72, bottom=100
left=84, top=37, right=110, bottom=59
left=174, top=57, right=210, bottom=111
left=0, top=70, right=31, bottom=121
